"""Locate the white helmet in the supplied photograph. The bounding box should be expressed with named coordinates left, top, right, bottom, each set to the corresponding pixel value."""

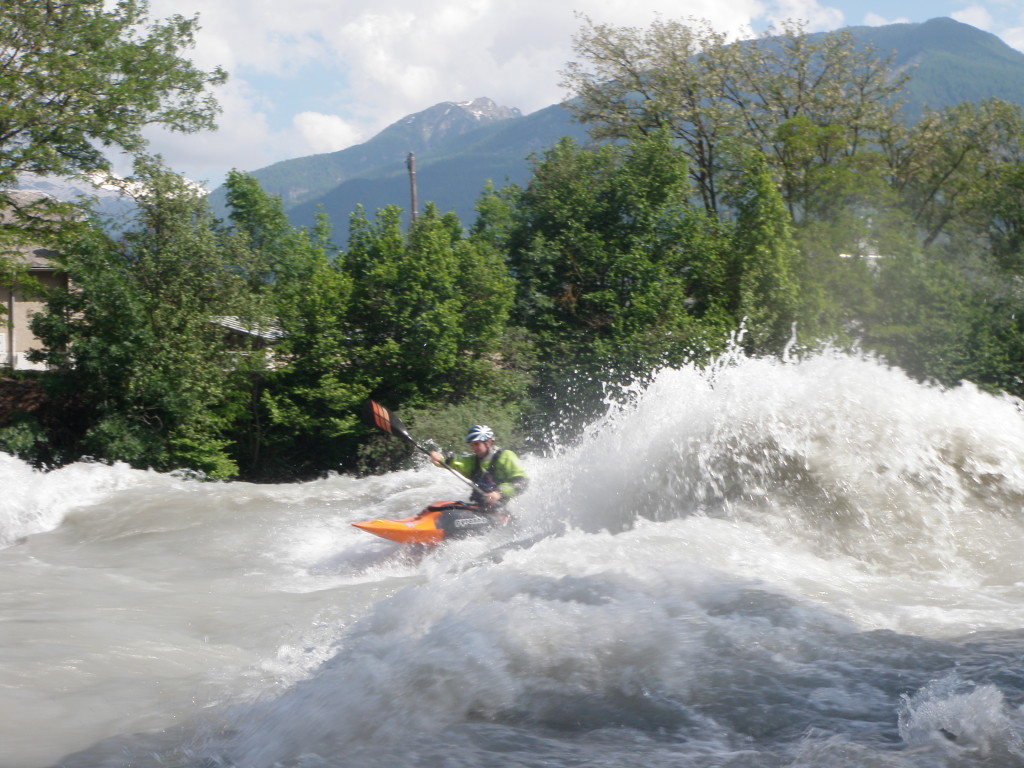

left=465, top=425, right=494, bottom=443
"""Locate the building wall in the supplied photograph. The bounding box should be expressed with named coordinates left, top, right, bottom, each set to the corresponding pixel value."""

left=1, top=271, right=65, bottom=371
left=2, top=190, right=69, bottom=371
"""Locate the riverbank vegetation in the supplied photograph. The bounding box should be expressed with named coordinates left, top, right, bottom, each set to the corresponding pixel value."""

left=3, top=8, right=1024, bottom=480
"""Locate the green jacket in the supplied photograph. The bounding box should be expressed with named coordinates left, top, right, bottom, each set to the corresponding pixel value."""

left=444, top=448, right=528, bottom=503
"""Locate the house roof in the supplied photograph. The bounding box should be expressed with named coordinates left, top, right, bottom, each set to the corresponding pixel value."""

left=211, top=316, right=285, bottom=342
left=7, top=245, right=60, bottom=270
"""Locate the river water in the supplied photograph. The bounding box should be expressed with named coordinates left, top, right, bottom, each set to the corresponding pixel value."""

left=4, top=351, right=1024, bottom=768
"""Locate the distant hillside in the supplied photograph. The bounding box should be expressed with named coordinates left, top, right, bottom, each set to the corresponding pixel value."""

left=845, top=17, right=1024, bottom=119
left=285, top=103, right=590, bottom=229
left=208, top=96, right=537, bottom=221
left=219, top=17, right=1024, bottom=232
left=14, top=173, right=146, bottom=230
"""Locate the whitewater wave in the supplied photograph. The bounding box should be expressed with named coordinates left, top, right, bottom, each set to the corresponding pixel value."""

left=555, top=352, right=1024, bottom=572
left=7, top=349, right=1024, bottom=768
left=0, top=455, right=181, bottom=547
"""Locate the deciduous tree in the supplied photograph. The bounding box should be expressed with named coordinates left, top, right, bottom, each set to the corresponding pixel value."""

left=0, top=0, right=226, bottom=312
left=497, top=134, right=731, bottom=424
left=561, top=17, right=905, bottom=229
left=31, top=160, right=251, bottom=477
left=0, top=0, right=225, bottom=188
left=345, top=202, right=520, bottom=411
left=727, top=152, right=799, bottom=352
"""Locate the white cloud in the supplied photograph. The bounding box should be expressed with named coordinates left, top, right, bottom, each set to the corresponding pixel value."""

left=951, top=4, right=995, bottom=31
left=863, top=13, right=911, bottom=26
left=1004, top=26, right=1024, bottom=52
left=145, top=0, right=946, bottom=185
left=136, top=77, right=285, bottom=187
left=761, top=0, right=844, bottom=30
left=293, top=112, right=366, bottom=155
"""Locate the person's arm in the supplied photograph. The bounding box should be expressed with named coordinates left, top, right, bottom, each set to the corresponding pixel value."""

left=429, top=451, right=473, bottom=478
left=494, top=450, right=528, bottom=500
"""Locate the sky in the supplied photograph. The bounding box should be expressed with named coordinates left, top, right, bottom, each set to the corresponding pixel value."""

left=138, top=0, right=1024, bottom=190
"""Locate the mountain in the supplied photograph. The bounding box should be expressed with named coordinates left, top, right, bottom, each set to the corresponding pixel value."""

left=14, top=173, right=144, bottom=228
left=282, top=102, right=590, bottom=230
left=236, top=17, right=1024, bottom=233
left=207, top=96, right=550, bottom=221
left=207, top=97, right=590, bottom=229
left=18, top=19, right=1024, bottom=233
left=844, top=16, right=1024, bottom=119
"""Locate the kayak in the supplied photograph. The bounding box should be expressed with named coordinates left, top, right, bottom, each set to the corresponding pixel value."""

left=352, top=500, right=508, bottom=545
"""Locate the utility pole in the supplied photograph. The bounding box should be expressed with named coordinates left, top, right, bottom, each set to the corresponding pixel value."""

left=406, top=151, right=418, bottom=223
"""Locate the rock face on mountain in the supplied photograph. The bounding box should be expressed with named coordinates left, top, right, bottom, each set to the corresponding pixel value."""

left=392, top=97, right=522, bottom=149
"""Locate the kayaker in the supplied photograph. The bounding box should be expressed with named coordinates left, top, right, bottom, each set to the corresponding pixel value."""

left=429, top=425, right=528, bottom=510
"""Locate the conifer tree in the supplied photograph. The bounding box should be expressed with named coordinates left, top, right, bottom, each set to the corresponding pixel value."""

left=728, top=153, right=799, bottom=352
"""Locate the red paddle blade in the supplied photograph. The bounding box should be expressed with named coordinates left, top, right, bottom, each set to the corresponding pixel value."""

left=363, top=400, right=412, bottom=442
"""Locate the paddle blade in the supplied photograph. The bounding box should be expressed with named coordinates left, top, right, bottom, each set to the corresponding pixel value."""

left=363, top=400, right=412, bottom=442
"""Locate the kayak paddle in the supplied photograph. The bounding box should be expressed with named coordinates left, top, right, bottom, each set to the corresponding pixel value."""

left=363, top=400, right=484, bottom=493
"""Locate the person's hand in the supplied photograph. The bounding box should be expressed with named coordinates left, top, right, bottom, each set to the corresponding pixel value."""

left=429, top=451, right=444, bottom=466
left=482, top=490, right=501, bottom=506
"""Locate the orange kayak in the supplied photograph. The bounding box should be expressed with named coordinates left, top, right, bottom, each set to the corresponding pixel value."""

left=352, top=501, right=507, bottom=545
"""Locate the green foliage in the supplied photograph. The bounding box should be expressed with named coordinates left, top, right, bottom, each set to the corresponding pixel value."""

left=218, top=173, right=367, bottom=480
left=983, top=161, right=1024, bottom=272
left=890, top=99, right=1024, bottom=251
left=728, top=152, right=799, bottom=352
left=30, top=159, right=252, bottom=477
left=258, top=245, right=368, bottom=478
left=560, top=16, right=732, bottom=212
left=859, top=250, right=1024, bottom=390
left=0, top=0, right=227, bottom=344
left=492, top=133, right=732, bottom=430
left=345, top=202, right=522, bottom=409
left=562, top=18, right=906, bottom=219
left=0, top=0, right=225, bottom=185
left=0, top=414, right=48, bottom=462
left=555, top=15, right=1024, bottom=407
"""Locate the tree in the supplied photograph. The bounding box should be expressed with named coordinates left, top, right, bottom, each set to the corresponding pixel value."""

left=982, top=161, right=1024, bottom=273
left=860, top=245, right=1024, bottom=394
left=727, top=152, right=799, bottom=352
left=561, top=16, right=735, bottom=213
left=561, top=17, right=905, bottom=227
left=886, top=99, right=1024, bottom=254
left=714, top=22, right=904, bottom=219
left=496, top=134, right=731, bottom=426
left=30, top=160, right=254, bottom=477
left=0, top=0, right=225, bottom=189
left=0, top=0, right=227, bottom=318
left=344, top=202, right=521, bottom=411
left=218, top=171, right=367, bottom=479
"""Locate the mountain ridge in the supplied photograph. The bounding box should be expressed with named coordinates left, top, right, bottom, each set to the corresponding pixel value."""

left=212, top=96, right=525, bottom=212
left=244, top=17, right=1024, bottom=231
left=843, top=17, right=1024, bottom=118
left=19, top=18, right=1024, bottom=232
